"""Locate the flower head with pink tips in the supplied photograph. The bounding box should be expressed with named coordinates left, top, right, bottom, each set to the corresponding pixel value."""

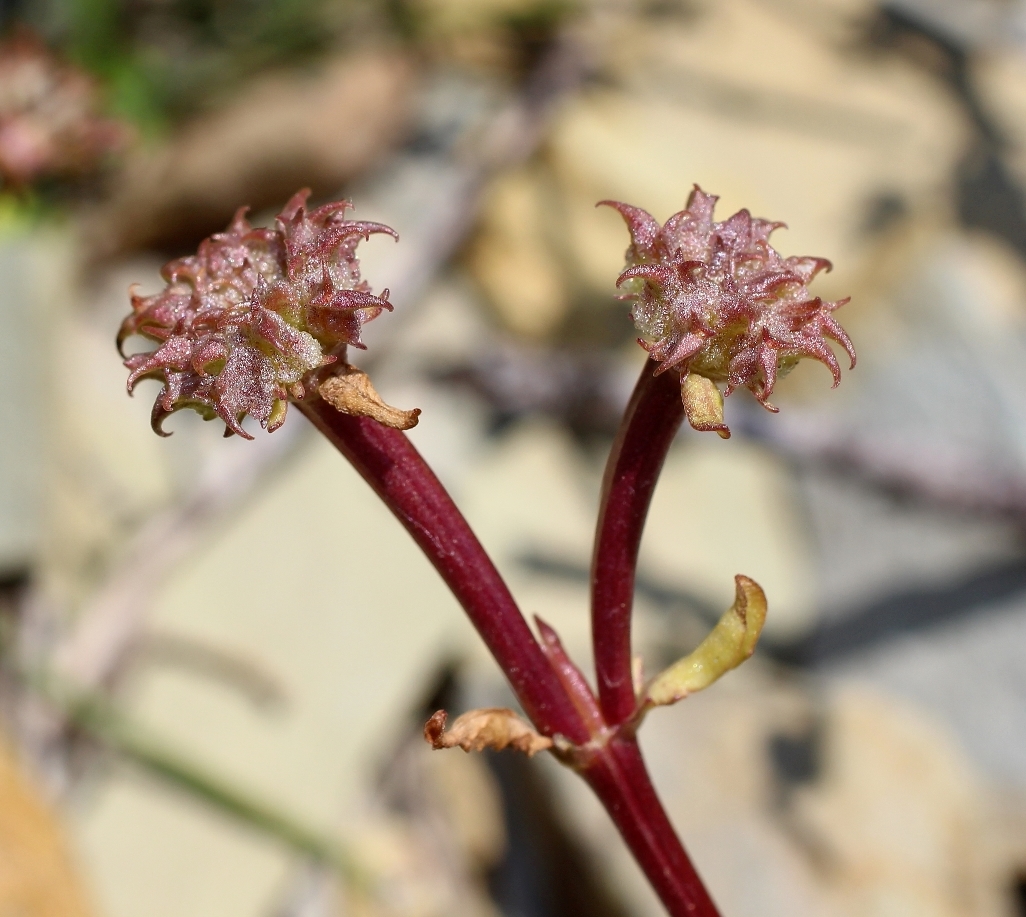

left=119, top=189, right=397, bottom=438
left=602, top=186, right=855, bottom=437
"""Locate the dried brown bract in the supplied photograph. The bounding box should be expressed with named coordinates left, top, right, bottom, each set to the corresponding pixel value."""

left=120, top=189, right=397, bottom=438
left=424, top=708, right=553, bottom=757
left=602, top=186, right=855, bottom=436
left=318, top=366, right=420, bottom=431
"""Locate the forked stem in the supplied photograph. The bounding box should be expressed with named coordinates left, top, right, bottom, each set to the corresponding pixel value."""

left=298, top=390, right=721, bottom=917
left=297, top=396, right=589, bottom=744
left=592, top=362, right=685, bottom=725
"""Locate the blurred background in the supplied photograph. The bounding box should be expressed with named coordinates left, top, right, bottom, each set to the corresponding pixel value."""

left=2, top=0, right=1026, bottom=915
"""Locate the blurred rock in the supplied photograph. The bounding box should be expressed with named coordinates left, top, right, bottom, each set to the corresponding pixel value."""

left=38, top=254, right=177, bottom=614
left=466, top=166, right=571, bottom=338
left=86, top=51, right=416, bottom=258
left=364, top=723, right=507, bottom=917
left=464, top=0, right=968, bottom=349
left=974, top=47, right=1026, bottom=188
left=641, top=436, right=817, bottom=642
left=885, top=0, right=1026, bottom=49
left=789, top=687, right=1002, bottom=917
left=406, top=0, right=571, bottom=75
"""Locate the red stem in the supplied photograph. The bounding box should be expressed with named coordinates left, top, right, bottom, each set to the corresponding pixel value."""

left=299, top=390, right=721, bottom=917
left=581, top=735, right=721, bottom=916
left=297, top=397, right=590, bottom=744
left=592, top=362, right=684, bottom=725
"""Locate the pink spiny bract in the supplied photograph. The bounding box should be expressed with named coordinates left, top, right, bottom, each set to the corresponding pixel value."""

left=601, top=186, right=855, bottom=428
left=120, top=189, right=397, bottom=438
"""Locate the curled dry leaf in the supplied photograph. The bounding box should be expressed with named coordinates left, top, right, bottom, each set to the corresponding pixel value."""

left=644, top=575, right=767, bottom=708
left=424, top=708, right=553, bottom=757
left=318, top=365, right=420, bottom=430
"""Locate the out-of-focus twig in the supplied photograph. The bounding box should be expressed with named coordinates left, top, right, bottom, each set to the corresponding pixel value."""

left=48, top=426, right=304, bottom=690
left=438, top=335, right=1026, bottom=525
left=747, top=415, right=1026, bottom=526
left=27, top=668, right=362, bottom=882
left=140, top=631, right=288, bottom=709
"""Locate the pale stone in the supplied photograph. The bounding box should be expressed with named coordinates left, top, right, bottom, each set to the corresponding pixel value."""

left=790, top=687, right=1004, bottom=917
left=466, top=167, right=571, bottom=338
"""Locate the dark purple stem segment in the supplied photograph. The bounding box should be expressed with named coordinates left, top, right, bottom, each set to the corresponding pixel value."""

left=297, top=397, right=590, bottom=745
left=582, top=736, right=721, bottom=917
left=300, top=389, right=721, bottom=917
left=592, top=362, right=685, bottom=726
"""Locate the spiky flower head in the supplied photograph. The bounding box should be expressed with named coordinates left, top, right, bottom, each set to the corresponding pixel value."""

left=120, top=189, right=398, bottom=438
left=602, top=186, right=855, bottom=437
left=0, top=31, right=128, bottom=188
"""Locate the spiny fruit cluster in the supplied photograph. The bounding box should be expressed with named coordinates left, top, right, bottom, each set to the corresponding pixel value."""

left=119, top=190, right=396, bottom=438
left=603, top=186, right=855, bottom=436
left=0, top=31, right=127, bottom=188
